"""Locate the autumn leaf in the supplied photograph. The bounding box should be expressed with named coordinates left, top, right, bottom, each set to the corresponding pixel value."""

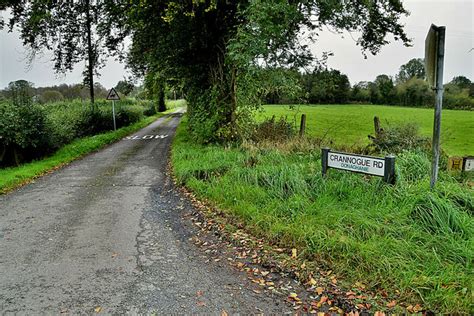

left=291, top=248, right=297, bottom=258
left=319, top=295, right=328, bottom=304
left=94, top=306, right=102, bottom=313
left=196, top=301, right=206, bottom=307
left=308, top=277, right=317, bottom=286
left=386, top=300, right=397, bottom=308
left=288, top=292, right=301, bottom=302
left=196, top=290, right=203, bottom=297
left=315, top=287, right=324, bottom=295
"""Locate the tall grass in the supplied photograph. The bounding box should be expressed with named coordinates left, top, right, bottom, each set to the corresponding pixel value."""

left=172, top=116, right=473, bottom=313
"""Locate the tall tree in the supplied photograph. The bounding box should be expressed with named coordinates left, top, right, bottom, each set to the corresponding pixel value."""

left=374, top=74, right=396, bottom=104
left=3, top=1, right=128, bottom=105
left=396, top=58, right=425, bottom=84
left=115, top=80, right=135, bottom=97
left=450, top=76, right=471, bottom=89
left=127, top=0, right=410, bottom=141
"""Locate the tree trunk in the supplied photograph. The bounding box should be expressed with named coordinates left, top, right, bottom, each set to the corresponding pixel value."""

left=13, top=147, right=20, bottom=166
left=85, top=0, right=95, bottom=106
left=230, top=67, right=237, bottom=125
left=0, top=144, right=6, bottom=164
left=158, top=82, right=166, bottom=112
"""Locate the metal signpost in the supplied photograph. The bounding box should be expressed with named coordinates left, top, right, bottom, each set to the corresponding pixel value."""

left=321, top=148, right=396, bottom=184
left=425, top=24, right=446, bottom=189
left=106, top=88, right=120, bottom=131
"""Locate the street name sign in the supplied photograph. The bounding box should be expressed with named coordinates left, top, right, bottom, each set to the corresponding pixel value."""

left=106, top=88, right=120, bottom=100
left=464, top=157, right=474, bottom=172
left=321, top=148, right=395, bottom=184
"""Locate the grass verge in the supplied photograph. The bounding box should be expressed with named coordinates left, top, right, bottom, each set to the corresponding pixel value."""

left=0, top=109, right=176, bottom=194
left=172, top=116, right=473, bottom=313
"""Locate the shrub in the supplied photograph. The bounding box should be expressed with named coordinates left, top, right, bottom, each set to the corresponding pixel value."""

left=251, top=116, right=294, bottom=142
left=0, top=102, right=51, bottom=166
left=368, top=122, right=430, bottom=154
left=115, top=105, right=143, bottom=127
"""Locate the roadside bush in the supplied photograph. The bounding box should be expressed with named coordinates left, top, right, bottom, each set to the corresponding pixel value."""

left=115, top=105, right=144, bottom=127
left=0, top=102, right=51, bottom=166
left=251, top=116, right=294, bottom=142
left=368, top=122, right=430, bottom=154
left=143, top=101, right=157, bottom=116
left=1, top=98, right=151, bottom=167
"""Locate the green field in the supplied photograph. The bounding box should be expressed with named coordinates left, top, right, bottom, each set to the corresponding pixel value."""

left=258, top=104, right=473, bottom=156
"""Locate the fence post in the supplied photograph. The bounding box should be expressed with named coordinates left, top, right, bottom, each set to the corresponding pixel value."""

left=384, top=155, right=396, bottom=184
left=322, top=148, right=330, bottom=177
left=299, top=114, right=306, bottom=137
left=374, top=116, right=382, bottom=138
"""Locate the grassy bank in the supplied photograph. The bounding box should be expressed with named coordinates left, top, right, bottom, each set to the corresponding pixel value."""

left=172, top=117, right=473, bottom=313
left=0, top=107, right=178, bottom=193
left=259, top=104, right=474, bottom=156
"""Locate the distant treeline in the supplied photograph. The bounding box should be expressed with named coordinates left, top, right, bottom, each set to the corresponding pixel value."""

left=264, top=58, right=474, bottom=110
left=0, top=79, right=183, bottom=105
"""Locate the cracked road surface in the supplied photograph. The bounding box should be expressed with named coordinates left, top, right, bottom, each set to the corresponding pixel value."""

left=0, top=110, right=289, bottom=314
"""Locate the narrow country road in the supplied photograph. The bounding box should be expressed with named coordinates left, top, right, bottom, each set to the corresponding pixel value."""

left=0, top=109, right=288, bottom=314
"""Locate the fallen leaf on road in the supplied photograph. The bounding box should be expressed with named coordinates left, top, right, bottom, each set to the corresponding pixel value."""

left=319, top=295, right=328, bottom=305
left=308, top=277, right=317, bottom=286
left=94, top=306, right=102, bottom=313
left=221, top=310, right=228, bottom=316
left=196, top=290, right=203, bottom=297
left=288, top=292, right=301, bottom=302
left=196, top=301, right=206, bottom=307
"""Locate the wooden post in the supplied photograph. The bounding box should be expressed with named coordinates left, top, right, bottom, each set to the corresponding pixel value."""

left=374, top=116, right=382, bottom=138
left=299, top=114, right=306, bottom=137
left=383, top=155, right=396, bottom=184
left=321, top=148, right=329, bottom=176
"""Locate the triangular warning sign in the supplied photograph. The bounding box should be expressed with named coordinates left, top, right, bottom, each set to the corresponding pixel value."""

left=106, top=88, right=121, bottom=100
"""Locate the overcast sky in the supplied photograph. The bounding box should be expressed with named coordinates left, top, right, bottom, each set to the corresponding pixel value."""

left=0, top=0, right=473, bottom=89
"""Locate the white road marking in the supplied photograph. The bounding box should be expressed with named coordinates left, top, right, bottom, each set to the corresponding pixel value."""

left=124, top=135, right=169, bottom=140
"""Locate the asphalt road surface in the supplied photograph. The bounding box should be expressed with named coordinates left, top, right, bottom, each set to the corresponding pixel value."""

left=0, top=109, right=289, bottom=314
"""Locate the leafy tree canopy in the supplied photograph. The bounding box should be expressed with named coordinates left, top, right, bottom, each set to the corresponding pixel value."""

left=126, top=0, right=411, bottom=141
left=115, top=80, right=135, bottom=97
left=3, top=0, right=129, bottom=104
left=396, top=58, right=425, bottom=83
